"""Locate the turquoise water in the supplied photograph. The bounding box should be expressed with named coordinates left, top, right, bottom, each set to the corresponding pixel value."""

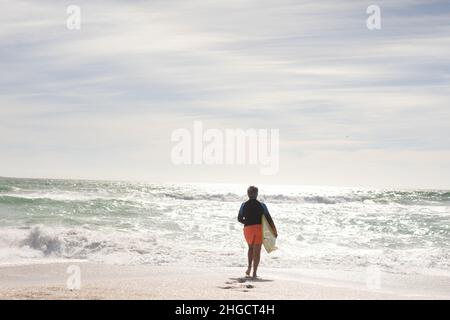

left=1, top=176, right=450, bottom=276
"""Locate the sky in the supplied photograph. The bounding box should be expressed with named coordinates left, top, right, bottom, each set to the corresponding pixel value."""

left=1, top=0, right=450, bottom=189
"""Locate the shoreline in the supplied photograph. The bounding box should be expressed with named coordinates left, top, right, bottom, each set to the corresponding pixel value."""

left=1, top=262, right=449, bottom=300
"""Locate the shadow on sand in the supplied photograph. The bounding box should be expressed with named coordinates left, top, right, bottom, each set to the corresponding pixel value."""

left=218, top=276, right=274, bottom=291
left=229, top=277, right=274, bottom=283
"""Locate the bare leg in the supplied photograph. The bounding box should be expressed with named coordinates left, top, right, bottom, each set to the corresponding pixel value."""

left=246, top=244, right=253, bottom=276
left=252, top=244, right=262, bottom=278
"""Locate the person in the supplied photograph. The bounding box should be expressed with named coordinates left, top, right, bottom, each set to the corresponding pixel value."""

left=238, top=186, right=277, bottom=279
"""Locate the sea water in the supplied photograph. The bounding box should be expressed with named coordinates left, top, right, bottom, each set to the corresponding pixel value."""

left=0, top=177, right=449, bottom=277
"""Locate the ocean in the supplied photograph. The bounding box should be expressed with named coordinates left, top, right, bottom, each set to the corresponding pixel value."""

left=1, top=177, right=449, bottom=277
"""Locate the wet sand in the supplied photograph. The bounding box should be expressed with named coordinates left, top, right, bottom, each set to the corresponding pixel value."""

left=0, top=262, right=449, bottom=299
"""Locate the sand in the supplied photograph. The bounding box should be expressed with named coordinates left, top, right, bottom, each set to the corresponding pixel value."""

left=0, top=262, right=449, bottom=300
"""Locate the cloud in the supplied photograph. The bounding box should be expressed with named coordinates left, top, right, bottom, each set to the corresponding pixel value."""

left=0, top=0, right=449, bottom=187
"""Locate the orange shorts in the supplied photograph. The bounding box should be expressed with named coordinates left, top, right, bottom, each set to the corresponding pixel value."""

left=243, top=224, right=263, bottom=245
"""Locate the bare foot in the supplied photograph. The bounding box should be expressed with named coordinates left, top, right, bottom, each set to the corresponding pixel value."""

left=245, top=267, right=251, bottom=277
left=252, top=273, right=258, bottom=280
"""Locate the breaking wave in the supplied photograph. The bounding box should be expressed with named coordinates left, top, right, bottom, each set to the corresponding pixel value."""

left=1, top=189, right=449, bottom=206
left=1, top=177, right=450, bottom=276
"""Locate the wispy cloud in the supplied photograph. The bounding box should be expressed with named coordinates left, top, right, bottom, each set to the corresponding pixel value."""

left=1, top=0, right=449, bottom=187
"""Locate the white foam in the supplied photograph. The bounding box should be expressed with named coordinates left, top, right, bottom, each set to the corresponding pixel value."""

left=0, top=181, right=449, bottom=277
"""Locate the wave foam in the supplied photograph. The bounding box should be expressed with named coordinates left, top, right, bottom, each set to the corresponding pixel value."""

left=21, top=227, right=62, bottom=255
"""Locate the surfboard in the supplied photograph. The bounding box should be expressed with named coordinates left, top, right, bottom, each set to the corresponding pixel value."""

left=262, top=214, right=277, bottom=253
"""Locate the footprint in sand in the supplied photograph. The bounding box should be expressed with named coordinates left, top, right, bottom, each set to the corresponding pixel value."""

left=219, top=278, right=256, bottom=292
left=219, top=285, right=235, bottom=290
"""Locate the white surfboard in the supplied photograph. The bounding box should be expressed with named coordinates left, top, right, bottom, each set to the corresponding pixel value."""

left=262, top=214, right=277, bottom=253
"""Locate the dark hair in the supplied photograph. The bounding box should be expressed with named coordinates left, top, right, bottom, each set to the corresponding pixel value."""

left=247, top=186, right=258, bottom=199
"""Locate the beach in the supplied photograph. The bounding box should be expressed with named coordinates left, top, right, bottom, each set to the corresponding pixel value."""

left=1, top=177, right=450, bottom=299
left=1, top=262, right=449, bottom=300
left=2, top=0, right=450, bottom=304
